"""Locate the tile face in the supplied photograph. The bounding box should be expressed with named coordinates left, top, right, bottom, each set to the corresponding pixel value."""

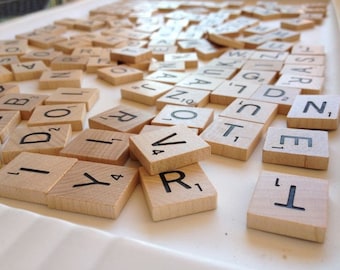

left=0, top=110, right=21, bottom=143
left=175, top=74, right=224, bottom=91
left=139, top=163, right=217, bottom=221
left=1, top=124, right=72, bottom=164
left=145, top=70, right=188, bottom=84
left=27, top=103, right=86, bottom=131
left=89, top=104, right=154, bottom=133
left=195, top=66, right=237, bottom=79
left=0, top=83, right=20, bottom=97
left=39, top=70, right=83, bottom=90
left=20, top=49, right=63, bottom=65
left=129, top=125, right=211, bottom=175
left=111, top=47, right=153, bottom=64
left=262, top=127, right=329, bottom=170
left=60, top=128, right=131, bottom=165
left=280, top=64, right=325, bottom=77
left=11, top=60, right=48, bottom=81
left=47, top=160, right=139, bottom=219
left=0, top=152, right=77, bottom=204
left=200, top=117, right=263, bottom=161
left=287, top=95, right=340, bottom=130
left=97, top=65, right=143, bottom=86
left=285, top=54, right=325, bottom=66
left=51, top=55, right=89, bottom=71
left=247, top=171, right=328, bottom=243
left=275, top=74, right=324, bottom=94
left=232, top=69, right=277, bottom=84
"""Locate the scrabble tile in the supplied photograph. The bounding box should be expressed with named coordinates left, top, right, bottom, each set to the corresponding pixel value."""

left=139, top=163, right=217, bottom=221
left=148, top=61, right=186, bottom=72
left=247, top=170, right=328, bottom=243
left=130, top=125, right=211, bottom=175
left=163, top=52, right=198, bottom=69
left=206, top=58, right=247, bottom=70
left=54, top=39, right=92, bottom=54
left=275, top=74, right=324, bottom=94
left=11, top=61, right=48, bottom=81
left=86, top=57, right=115, bottom=73
left=176, top=74, right=224, bottom=91
left=1, top=124, right=72, bottom=164
left=0, top=83, right=20, bottom=97
left=0, top=40, right=27, bottom=56
left=253, top=8, right=281, bottom=20
left=242, top=60, right=283, bottom=72
left=73, top=19, right=106, bottom=31
left=200, top=117, right=264, bottom=160
left=110, top=47, right=152, bottom=64
left=44, top=87, right=99, bottom=111
left=51, top=55, right=89, bottom=71
left=291, top=44, right=325, bottom=55
left=148, top=45, right=178, bottom=61
left=156, top=87, right=210, bottom=110
left=27, top=103, right=86, bottom=131
left=238, top=34, right=271, bottom=49
left=231, top=69, right=277, bottom=84
left=47, top=160, right=139, bottom=219
left=34, top=24, right=68, bottom=35
left=299, top=13, right=324, bottom=24
left=39, top=70, right=83, bottom=90
left=243, top=24, right=278, bottom=36
left=71, top=47, right=104, bottom=57
left=250, top=84, right=302, bottom=115
left=250, top=51, right=289, bottom=62
left=210, top=80, right=260, bottom=105
left=287, top=95, right=340, bottom=130
left=208, top=32, right=245, bottom=49
left=0, top=55, right=20, bottom=68
left=120, top=80, right=173, bottom=106
left=219, top=98, right=278, bottom=131
left=280, top=64, right=325, bottom=77
left=97, top=65, right=143, bottom=86
left=28, top=34, right=68, bottom=49
left=0, top=110, right=21, bottom=143
left=194, top=66, right=237, bottom=79
left=145, top=70, right=188, bottom=85
left=285, top=54, right=325, bottom=66
left=0, top=65, right=13, bottom=83
left=262, top=127, right=329, bottom=170
left=93, top=35, right=127, bottom=48
left=20, top=49, right=63, bottom=66
left=0, top=93, right=48, bottom=120
left=151, top=105, right=214, bottom=133
left=256, top=41, right=293, bottom=52
left=89, top=104, right=155, bottom=133
left=60, top=128, right=131, bottom=165
left=266, top=29, right=300, bottom=42
left=281, top=18, right=315, bottom=31
left=219, top=49, right=254, bottom=60
left=0, top=152, right=77, bottom=204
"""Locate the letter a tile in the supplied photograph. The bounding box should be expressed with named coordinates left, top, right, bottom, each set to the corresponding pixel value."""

left=47, top=160, right=139, bottom=219
left=129, top=125, right=211, bottom=175
left=139, top=163, right=217, bottom=221
left=0, top=152, right=77, bottom=204
left=247, top=171, right=328, bottom=242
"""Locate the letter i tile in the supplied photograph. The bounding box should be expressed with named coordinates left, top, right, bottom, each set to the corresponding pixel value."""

left=0, top=152, right=77, bottom=204
left=139, top=163, right=217, bottom=221
left=47, top=160, right=139, bottom=219
left=247, top=171, right=328, bottom=243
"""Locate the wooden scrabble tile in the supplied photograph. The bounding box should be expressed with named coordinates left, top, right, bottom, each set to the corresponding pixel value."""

left=0, top=65, right=13, bottom=83
left=250, top=84, right=302, bottom=115
left=60, top=128, right=131, bottom=165
left=11, top=61, right=48, bottom=81
left=242, top=60, right=283, bottom=72
left=86, top=57, right=115, bottom=73
left=195, top=43, right=226, bottom=61
left=93, top=35, right=127, bottom=48
left=47, top=160, right=139, bottom=219
left=89, top=104, right=155, bottom=133
left=299, top=13, right=324, bottom=24
left=220, top=98, right=278, bottom=131
left=266, top=29, right=300, bottom=42
left=280, top=64, right=325, bottom=77
left=163, top=52, right=198, bottom=69
left=262, top=126, right=329, bottom=170
left=51, top=55, right=89, bottom=71
left=54, top=39, right=92, bottom=54
left=0, top=55, right=20, bottom=68
left=0, top=152, right=77, bottom=204
left=73, top=19, right=106, bottom=31
left=0, top=83, right=19, bottom=97
left=145, top=70, right=188, bottom=85
left=231, top=69, right=277, bottom=84
left=1, top=124, right=72, bottom=164
left=208, top=32, right=245, bottom=49
left=200, top=117, right=263, bottom=160
left=175, top=74, right=224, bottom=91
left=256, top=41, right=293, bottom=52
left=34, top=24, right=68, bottom=35
left=28, top=34, right=68, bottom=49
left=148, top=45, right=178, bottom=61
left=0, top=93, right=48, bottom=120
left=27, top=103, right=86, bottom=131
left=287, top=95, right=340, bottom=130
left=139, top=163, right=217, bottom=221
left=219, top=49, right=254, bottom=60
left=110, top=47, right=152, bottom=64
left=243, top=24, right=278, bottom=36
left=156, top=87, right=210, bottom=110
left=97, top=65, right=143, bottom=86
left=129, top=125, right=211, bottom=175
left=39, top=70, right=83, bottom=90
left=206, top=58, right=247, bottom=70
left=250, top=51, right=289, bottom=62
left=195, top=66, right=237, bottom=79
left=285, top=54, right=325, bottom=66
left=0, top=40, right=27, bottom=56
left=120, top=80, right=172, bottom=106
left=275, top=74, right=324, bottom=94
left=148, top=61, right=186, bottom=72
left=0, top=110, right=21, bottom=143
left=20, top=49, right=63, bottom=66
left=210, top=80, right=260, bottom=105
left=71, top=47, right=103, bottom=57
left=238, top=34, right=271, bottom=49
left=281, top=18, right=315, bottom=31
left=252, top=8, right=281, bottom=20
left=151, top=104, right=214, bottom=133
left=247, top=170, right=328, bottom=243
left=291, top=44, right=325, bottom=55
left=44, top=87, right=99, bottom=111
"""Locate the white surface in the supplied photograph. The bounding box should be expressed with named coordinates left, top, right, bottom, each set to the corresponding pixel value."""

left=1, top=0, right=340, bottom=269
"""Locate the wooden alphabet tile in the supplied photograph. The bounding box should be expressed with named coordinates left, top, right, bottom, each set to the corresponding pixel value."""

left=163, top=52, right=198, bottom=69
left=27, top=103, right=86, bottom=131
left=44, top=87, right=99, bottom=111
left=151, top=104, right=214, bottom=133
left=238, top=34, right=271, bottom=49
left=266, top=29, right=300, bottom=42
left=11, top=61, right=48, bottom=81
left=175, top=74, right=224, bottom=91
left=195, top=43, right=226, bottom=61
left=71, top=47, right=104, bottom=57
left=93, top=35, right=127, bottom=48
left=0, top=83, right=20, bottom=97
left=210, top=80, right=260, bottom=105
left=275, top=74, right=324, bottom=94
left=27, top=34, right=68, bottom=49
left=139, top=163, right=217, bottom=221
left=281, top=18, right=315, bottom=31
left=88, top=104, right=155, bottom=133
left=231, top=69, right=277, bottom=84
left=0, top=110, right=21, bottom=143
left=280, top=64, right=325, bottom=77
left=250, top=51, right=289, bottom=62
left=120, top=80, right=173, bottom=106
left=195, top=66, right=237, bottom=80
left=206, top=58, right=246, bottom=70
left=291, top=44, right=325, bottom=55
left=247, top=170, right=328, bottom=243
left=148, top=45, right=178, bottom=61
left=156, top=87, right=210, bottom=110
left=287, top=95, right=340, bottom=130
left=250, top=84, right=302, bottom=115
left=252, top=8, right=281, bottom=20
left=1, top=124, right=72, bottom=164
left=47, top=160, right=139, bottom=219
left=256, top=41, right=293, bottom=52
left=110, top=47, right=152, bottom=64
left=242, top=60, right=283, bottom=72
left=219, top=98, right=278, bottom=131
left=200, top=117, right=264, bottom=161
left=148, top=61, right=186, bottom=72
left=130, top=125, right=211, bottom=175
left=0, top=93, right=48, bottom=120
left=53, top=39, right=92, bottom=54
left=0, top=65, right=13, bottom=83
left=0, top=40, right=27, bottom=57
left=145, top=70, right=188, bottom=85
left=86, top=57, right=115, bottom=73
left=0, top=55, right=20, bottom=68
left=51, top=55, right=89, bottom=71
left=97, top=65, right=143, bottom=86
left=20, top=49, right=63, bottom=66
left=208, top=32, right=245, bottom=49
left=243, top=24, right=278, bottom=36
left=285, top=54, right=325, bottom=66
left=39, top=70, right=83, bottom=90
left=0, top=152, right=77, bottom=204
left=219, top=49, right=255, bottom=60
left=73, top=19, right=106, bottom=31
left=262, top=127, right=329, bottom=170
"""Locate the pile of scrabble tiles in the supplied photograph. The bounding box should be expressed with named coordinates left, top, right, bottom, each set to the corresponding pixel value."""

left=0, top=0, right=336, bottom=243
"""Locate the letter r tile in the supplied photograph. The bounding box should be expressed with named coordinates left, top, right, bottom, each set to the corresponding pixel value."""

left=139, top=163, right=217, bottom=221
left=247, top=170, right=328, bottom=242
